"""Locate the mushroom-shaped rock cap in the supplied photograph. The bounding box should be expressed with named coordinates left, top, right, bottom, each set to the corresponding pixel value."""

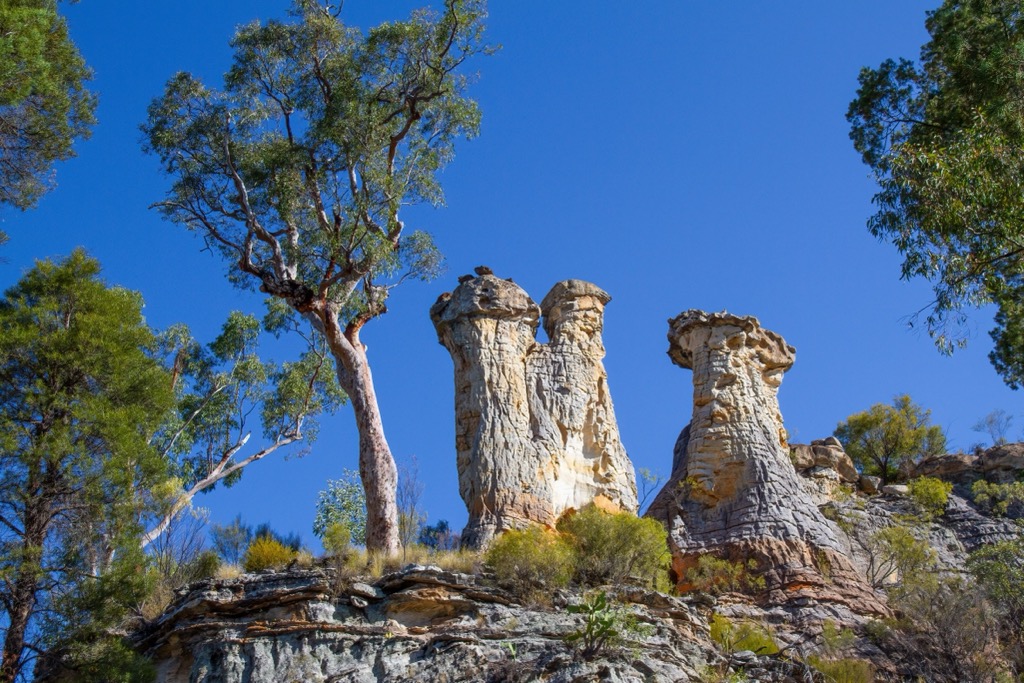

left=667, top=309, right=795, bottom=371
left=430, top=273, right=540, bottom=331
left=540, top=280, right=610, bottom=338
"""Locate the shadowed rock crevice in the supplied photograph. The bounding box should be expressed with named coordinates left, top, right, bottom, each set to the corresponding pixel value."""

left=431, top=272, right=637, bottom=548
left=647, top=310, right=886, bottom=615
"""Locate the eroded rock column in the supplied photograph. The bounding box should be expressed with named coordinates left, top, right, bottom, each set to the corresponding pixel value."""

left=431, top=272, right=637, bottom=548
left=647, top=310, right=885, bottom=614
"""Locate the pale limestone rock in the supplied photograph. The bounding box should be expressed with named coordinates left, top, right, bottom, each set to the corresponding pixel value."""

left=431, top=274, right=637, bottom=548
left=648, top=310, right=885, bottom=615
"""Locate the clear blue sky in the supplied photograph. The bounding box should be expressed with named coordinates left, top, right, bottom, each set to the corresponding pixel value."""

left=3, top=1, right=1016, bottom=549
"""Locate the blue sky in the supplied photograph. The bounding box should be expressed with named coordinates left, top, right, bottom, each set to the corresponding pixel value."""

left=3, top=1, right=1016, bottom=549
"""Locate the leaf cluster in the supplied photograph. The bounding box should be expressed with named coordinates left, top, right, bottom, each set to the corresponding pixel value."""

left=833, top=394, right=946, bottom=485
left=848, top=0, right=1024, bottom=381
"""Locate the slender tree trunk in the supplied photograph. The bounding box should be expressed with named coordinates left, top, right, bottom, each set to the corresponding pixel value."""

left=1, top=506, right=45, bottom=683
left=324, top=322, right=399, bottom=555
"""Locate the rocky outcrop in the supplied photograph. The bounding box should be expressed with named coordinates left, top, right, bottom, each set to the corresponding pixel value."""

left=647, top=310, right=885, bottom=615
left=790, top=437, right=861, bottom=505
left=912, top=443, right=1024, bottom=488
left=132, top=566, right=712, bottom=683
left=431, top=271, right=637, bottom=548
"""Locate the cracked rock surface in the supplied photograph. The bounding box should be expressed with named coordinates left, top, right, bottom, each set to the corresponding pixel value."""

left=647, top=310, right=886, bottom=615
left=431, top=273, right=637, bottom=548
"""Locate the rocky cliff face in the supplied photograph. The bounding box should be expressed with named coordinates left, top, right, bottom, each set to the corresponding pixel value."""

left=133, top=565, right=715, bottom=683
left=647, top=310, right=885, bottom=615
left=431, top=271, right=637, bottom=548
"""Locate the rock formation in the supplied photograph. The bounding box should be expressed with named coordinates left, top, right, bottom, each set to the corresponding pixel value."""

left=430, top=272, right=637, bottom=547
left=790, top=437, right=862, bottom=505
left=647, top=310, right=885, bottom=614
left=129, top=565, right=714, bottom=683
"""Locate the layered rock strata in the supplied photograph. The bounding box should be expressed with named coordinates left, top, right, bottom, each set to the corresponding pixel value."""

left=127, top=566, right=711, bottom=683
left=647, top=310, right=885, bottom=614
left=431, top=272, right=637, bottom=548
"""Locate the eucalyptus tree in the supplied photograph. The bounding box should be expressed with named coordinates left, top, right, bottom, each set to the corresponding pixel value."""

left=0, top=0, right=96, bottom=214
left=142, top=309, right=343, bottom=548
left=143, top=0, right=491, bottom=552
left=848, top=0, right=1024, bottom=384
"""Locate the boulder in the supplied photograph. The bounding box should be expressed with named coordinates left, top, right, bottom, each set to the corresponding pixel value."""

left=647, top=310, right=885, bottom=615
left=431, top=274, right=637, bottom=548
left=978, top=443, right=1024, bottom=483
left=913, top=453, right=979, bottom=484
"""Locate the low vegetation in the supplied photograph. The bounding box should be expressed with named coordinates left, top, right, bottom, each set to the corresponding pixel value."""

left=242, top=536, right=298, bottom=573
left=684, top=555, right=765, bottom=595
left=564, top=591, right=651, bottom=659
left=486, top=526, right=575, bottom=603
left=906, top=476, right=952, bottom=518
left=708, top=614, right=778, bottom=656
left=972, top=479, right=1024, bottom=517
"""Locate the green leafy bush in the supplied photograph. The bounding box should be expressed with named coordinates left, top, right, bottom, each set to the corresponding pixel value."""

left=806, top=656, right=875, bottom=683
left=564, top=591, right=650, bottom=658
left=709, top=614, right=778, bottom=655
left=556, top=505, right=670, bottom=589
left=972, top=480, right=1024, bottom=517
left=907, top=476, right=953, bottom=518
left=486, top=526, right=574, bottom=601
left=243, top=536, right=297, bottom=572
left=684, top=555, right=765, bottom=595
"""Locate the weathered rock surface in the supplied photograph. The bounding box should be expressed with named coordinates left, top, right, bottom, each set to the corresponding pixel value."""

left=647, top=310, right=885, bottom=615
left=431, top=273, right=637, bottom=548
left=912, top=442, right=1024, bottom=485
left=132, top=566, right=712, bottom=683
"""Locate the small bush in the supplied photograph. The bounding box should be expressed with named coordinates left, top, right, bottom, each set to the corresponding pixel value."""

left=243, top=536, right=297, bottom=572
left=709, top=614, right=778, bottom=655
left=685, top=555, right=765, bottom=595
left=564, top=591, right=651, bottom=659
left=322, top=522, right=351, bottom=556
left=972, top=480, right=1024, bottom=517
left=806, top=656, right=875, bottom=683
left=907, top=476, right=953, bottom=518
left=487, top=526, right=574, bottom=601
left=556, top=505, right=670, bottom=590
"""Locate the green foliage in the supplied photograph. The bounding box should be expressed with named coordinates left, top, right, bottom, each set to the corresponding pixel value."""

left=863, top=524, right=937, bottom=589
left=968, top=537, right=1024, bottom=673
left=314, top=470, right=368, bottom=545
left=684, top=555, right=765, bottom=595
left=907, top=476, right=953, bottom=518
left=419, top=519, right=461, bottom=550
left=486, top=526, right=575, bottom=601
left=210, top=515, right=253, bottom=564
left=847, top=0, right=1024, bottom=382
left=709, top=614, right=778, bottom=655
left=0, top=0, right=96, bottom=211
left=322, top=522, right=352, bottom=556
left=806, top=656, right=875, bottom=683
left=834, top=395, right=946, bottom=485
left=972, top=479, right=1024, bottom=517
left=242, top=535, right=297, bottom=572
left=0, top=251, right=173, bottom=681
left=564, top=591, right=651, bottom=659
left=555, top=505, right=670, bottom=590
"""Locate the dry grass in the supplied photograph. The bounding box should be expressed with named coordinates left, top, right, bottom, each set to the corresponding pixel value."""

left=331, top=545, right=484, bottom=581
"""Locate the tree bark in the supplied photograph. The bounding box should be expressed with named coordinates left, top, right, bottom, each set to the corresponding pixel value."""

left=324, top=321, right=399, bottom=555
left=1, top=500, right=46, bottom=683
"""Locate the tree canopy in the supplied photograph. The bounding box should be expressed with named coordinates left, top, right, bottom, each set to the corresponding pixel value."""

left=833, top=394, right=947, bottom=485
left=0, top=250, right=170, bottom=681
left=143, top=0, right=491, bottom=553
left=847, top=0, right=1024, bottom=387
left=0, top=0, right=96, bottom=214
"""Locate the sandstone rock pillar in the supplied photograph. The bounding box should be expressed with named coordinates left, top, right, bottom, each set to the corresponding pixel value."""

left=647, top=310, right=885, bottom=614
left=431, top=272, right=637, bottom=548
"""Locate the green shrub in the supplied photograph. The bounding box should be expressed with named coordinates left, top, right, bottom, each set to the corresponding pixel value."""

left=685, top=555, right=765, bottom=595
left=190, top=550, right=222, bottom=580
left=556, top=505, right=670, bottom=590
left=322, top=522, right=351, bottom=556
left=806, top=656, right=876, bottom=683
left=564, top=591, right=651, bottom=658
left=907, top=476, right=953, bottom=518
left=243, top=536, right=297, bottom=572
left=972, top=480, right=1024, bottom=517
left=709, top=614, right=778, bottom=655
left=486, top=526, right=574, bottom=601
